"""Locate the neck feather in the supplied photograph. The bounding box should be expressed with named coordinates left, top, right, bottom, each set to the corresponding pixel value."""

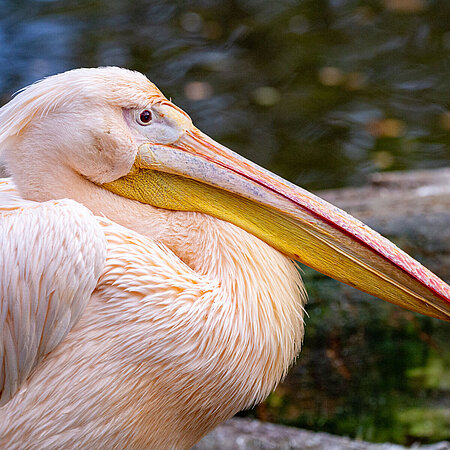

left=95, top=195, right=307, bottom=447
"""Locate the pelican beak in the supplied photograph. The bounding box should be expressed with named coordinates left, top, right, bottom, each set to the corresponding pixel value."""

left=103, top=127, right=450, bottom=321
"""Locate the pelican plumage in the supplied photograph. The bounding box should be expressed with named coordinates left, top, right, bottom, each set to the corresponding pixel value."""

left=0, top=67, right=448, bottom=449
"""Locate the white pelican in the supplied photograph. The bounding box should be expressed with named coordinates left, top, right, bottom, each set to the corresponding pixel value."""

left=0, top=67, right=448, bottom=449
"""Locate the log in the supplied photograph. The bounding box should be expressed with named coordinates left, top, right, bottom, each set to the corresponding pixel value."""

left=318, top=168, right=450, bottom=282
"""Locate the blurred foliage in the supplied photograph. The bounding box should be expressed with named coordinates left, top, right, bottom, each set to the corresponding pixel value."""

left=0, top=0, right=449, bottom=444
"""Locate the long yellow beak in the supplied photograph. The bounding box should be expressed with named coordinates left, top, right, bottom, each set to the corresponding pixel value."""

left=103, top=127, right=450, bottom=321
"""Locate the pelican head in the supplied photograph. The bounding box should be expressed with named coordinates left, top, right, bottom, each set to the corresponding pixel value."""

left=0, top=68, right=190, bottom=188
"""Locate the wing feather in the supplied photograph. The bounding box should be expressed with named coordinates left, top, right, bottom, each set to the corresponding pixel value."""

left=0, top=178, right=106, bottom=405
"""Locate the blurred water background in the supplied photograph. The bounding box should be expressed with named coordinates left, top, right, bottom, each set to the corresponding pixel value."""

left=0, top=0, right=449, bottom=445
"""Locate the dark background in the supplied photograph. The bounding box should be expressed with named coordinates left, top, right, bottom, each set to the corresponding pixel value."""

left=0, top=0, right=449, bottom=444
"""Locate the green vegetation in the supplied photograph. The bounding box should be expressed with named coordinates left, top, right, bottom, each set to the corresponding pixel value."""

left=244, top=267, right=450, bottom=445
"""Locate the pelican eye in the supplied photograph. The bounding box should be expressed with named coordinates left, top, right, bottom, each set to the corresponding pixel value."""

left=137, top=110, right=152, bottom=125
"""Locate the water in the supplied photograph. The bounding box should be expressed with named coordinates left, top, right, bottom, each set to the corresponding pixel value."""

left=0, top=0, right=449, bottom=190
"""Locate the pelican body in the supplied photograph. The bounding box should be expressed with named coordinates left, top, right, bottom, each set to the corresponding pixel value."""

left=0, top=67, right=448, bottom=449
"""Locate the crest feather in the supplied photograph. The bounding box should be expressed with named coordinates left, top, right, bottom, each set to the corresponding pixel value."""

left=0, top=67, right=164, bottom=155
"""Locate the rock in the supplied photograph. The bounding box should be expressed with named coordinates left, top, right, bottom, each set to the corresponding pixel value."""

left=194, top=418, right=449, bottom=449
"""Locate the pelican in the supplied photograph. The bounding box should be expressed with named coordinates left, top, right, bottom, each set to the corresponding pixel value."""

left=0, top=67, right=448, bottom=449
